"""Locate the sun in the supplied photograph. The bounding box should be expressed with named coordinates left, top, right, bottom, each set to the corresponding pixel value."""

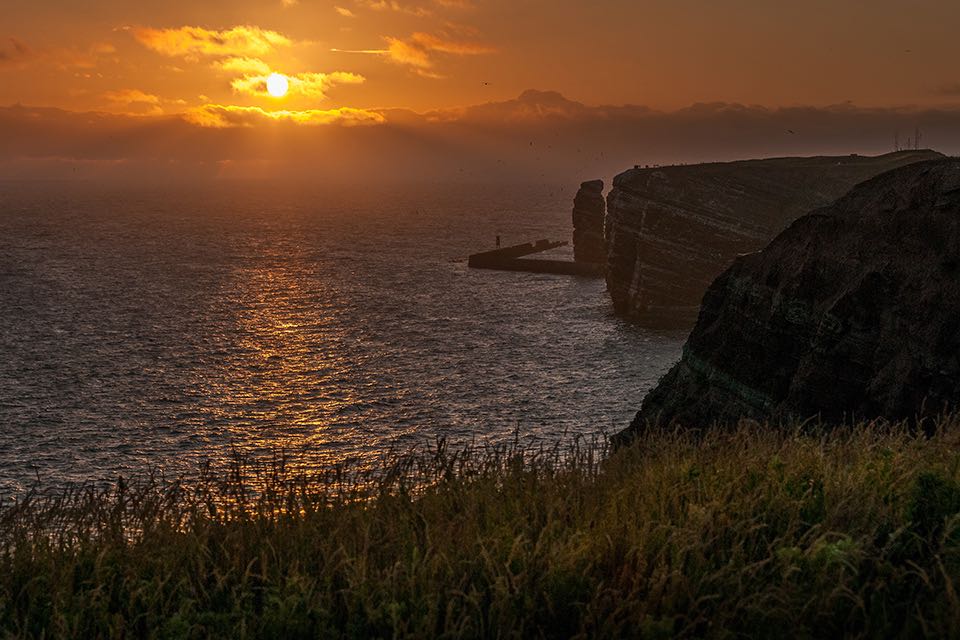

left=266, top=73, right=289, bottom=98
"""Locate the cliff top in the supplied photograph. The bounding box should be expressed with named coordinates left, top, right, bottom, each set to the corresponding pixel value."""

left=614, top=149, right=944, bottom=186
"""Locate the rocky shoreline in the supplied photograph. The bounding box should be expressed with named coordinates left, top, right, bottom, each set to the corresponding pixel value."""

left=596, top=150, right=942, bottom=328
left=613, top=158, right=960, bottom=439
left=569, top=151, right=960, bottom=437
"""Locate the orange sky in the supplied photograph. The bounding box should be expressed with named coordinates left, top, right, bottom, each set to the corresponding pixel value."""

left=3, top=1, right=960, bottom=183
left=3, top=0, right=960, bottom=118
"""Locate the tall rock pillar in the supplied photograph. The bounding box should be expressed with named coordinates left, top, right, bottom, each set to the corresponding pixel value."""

left=572, top=179, right=606, bottom=264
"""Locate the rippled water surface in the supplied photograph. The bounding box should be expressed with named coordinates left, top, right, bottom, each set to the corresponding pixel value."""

left=0, top=181, right=683, bottom=494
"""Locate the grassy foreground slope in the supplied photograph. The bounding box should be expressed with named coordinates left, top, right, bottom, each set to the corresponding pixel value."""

left=3, top=422, right=960, bottom=638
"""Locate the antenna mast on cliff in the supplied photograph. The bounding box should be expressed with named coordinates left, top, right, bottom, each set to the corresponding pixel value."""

left=915, top=127, right=922, bottom=150
left=895, top=131, right=900, bottom=152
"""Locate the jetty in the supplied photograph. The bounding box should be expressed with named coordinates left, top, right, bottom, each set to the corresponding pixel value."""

left=467, top=239, right=604, bottom=277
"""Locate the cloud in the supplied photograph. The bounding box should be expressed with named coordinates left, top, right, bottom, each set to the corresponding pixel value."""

left=351, top=0, right=473, bottom=14
left=103, top=89, right=161, bottom=105
left=384, top=32, right=493, bottom=75
left=103, top=89, right=163, bottom=115
left=134, top=25, right=291, bottom=59
left=4, top=95, right=960, bottom=184
left=216, top=56, right=272, bottom=75
left=53, top=43, right=116, bottom=70
left=335, top=6, right=356, bottom=17
left=0, top=38, right=116, bottom=70
left=183, top=104, right=385, bottom=127
left=91, top=43, right=117, bottom=56
left=353, top=0, right=433, bottom=16
left=935, top=82, right=960, bottom=97
left=426, top=89, right=632, bottom=123
left=333, top=32, right=494, bottom=77
left=230, top=70, right=365, bottom=99
left=0, top=37, right=32, bottom=67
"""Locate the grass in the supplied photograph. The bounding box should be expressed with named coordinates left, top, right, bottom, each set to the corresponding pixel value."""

left=3, top=421, right=960, bottom=638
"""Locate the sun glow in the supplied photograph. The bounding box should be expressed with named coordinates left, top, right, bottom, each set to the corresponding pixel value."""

left=266, top=73, right=289, bottom=98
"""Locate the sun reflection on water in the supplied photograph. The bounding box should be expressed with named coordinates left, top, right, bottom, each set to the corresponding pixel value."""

left=0, top=183, right=683, bottom=495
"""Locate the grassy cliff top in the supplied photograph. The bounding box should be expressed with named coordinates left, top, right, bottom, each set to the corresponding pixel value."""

left=3, top=420, right=960, bottom=638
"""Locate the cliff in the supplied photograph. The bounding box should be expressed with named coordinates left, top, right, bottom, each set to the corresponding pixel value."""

left=618, top=158, right=960, bottom=439
left=605, top=150, right=943, bottom=327
left=572, top=180, right=606, bottom=263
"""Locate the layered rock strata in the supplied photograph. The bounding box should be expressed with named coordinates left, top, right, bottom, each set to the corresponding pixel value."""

left=605, top=150, right=943, bottom=327
left=618, top=158, right=960, bottom=439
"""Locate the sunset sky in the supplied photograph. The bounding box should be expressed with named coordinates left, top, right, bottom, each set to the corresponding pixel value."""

left=3, top=0, right=960, bottom=181
left=5, top=0, right=960, bottom=115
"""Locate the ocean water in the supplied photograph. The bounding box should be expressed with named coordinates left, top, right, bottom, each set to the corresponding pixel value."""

left=0, top=181, right=683, bottom=495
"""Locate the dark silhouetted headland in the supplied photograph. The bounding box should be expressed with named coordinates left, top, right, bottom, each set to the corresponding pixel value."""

left=620, top=158, right=960, bottom=439
left=604, top=150, right=943, bottom=327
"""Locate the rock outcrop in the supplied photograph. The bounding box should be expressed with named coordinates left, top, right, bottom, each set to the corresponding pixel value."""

left=618, top=158, right=960, bottom=439
left=572, top=179, right=606, bottom=263
left=605, top=150, right=943, bottom=327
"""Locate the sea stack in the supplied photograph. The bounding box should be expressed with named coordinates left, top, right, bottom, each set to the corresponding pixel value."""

left=604, top=150, right=943, bottom=327
left=572, top=179, right=606, bottom=264
left=617, top=158, right=960, bottom=440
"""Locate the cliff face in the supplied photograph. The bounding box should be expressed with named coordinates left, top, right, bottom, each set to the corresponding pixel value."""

left=618, top=159, right=960, bottom=439
left=605, top=150, right=943, bottom=327
left=572, top=180, right=606, bottom=263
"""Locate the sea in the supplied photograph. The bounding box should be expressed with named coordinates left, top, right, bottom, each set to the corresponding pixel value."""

left=0, top=181, right=683, bottom=496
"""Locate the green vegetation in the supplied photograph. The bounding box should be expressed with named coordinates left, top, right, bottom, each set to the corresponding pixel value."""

left=4, top=421, right=960, bottom=638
